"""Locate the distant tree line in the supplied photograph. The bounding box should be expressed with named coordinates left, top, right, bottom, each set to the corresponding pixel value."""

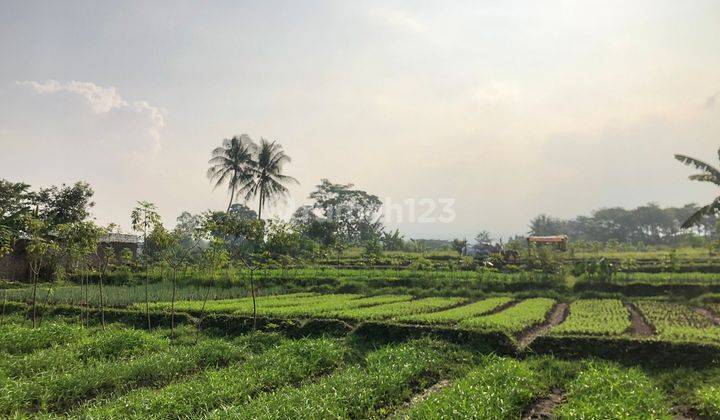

left=528, top=203, right=717, bottom=246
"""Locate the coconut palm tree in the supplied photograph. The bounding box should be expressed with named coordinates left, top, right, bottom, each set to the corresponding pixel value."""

left=675, top=148, right=720, bottom=228
left=238, top=139, right=298, bottom=219
left=207, top=135, right=257, bottom=211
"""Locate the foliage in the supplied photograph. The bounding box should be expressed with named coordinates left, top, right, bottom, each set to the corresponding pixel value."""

left=234, top=138, right=298, bottom=219
left=130, top=201, right=161, bottom=246
left=530, top=202, right=714, bottom=246
left=216, top=339, right=472, bottom=419
left=556, top=361, right=672, bottom=419
left=207, top=134, right=256, bottom=211
left=459, top=298, right=555, bottom=333
left=552, top=299, right=630, bottom=336
left=35, top=181, right=95, bottom=226
left=308, top=179, right=383, bottom=243
left=635, top=301, right=720, bottom=343
left=330, top=297, right=465, bottom=320
left=81, top=338, right=345, bottom=418
left=406, top=355, right=546, bottom=419
left=398, top=297, right=512, bottom=325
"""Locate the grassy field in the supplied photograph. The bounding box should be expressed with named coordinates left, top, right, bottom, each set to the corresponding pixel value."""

left=1, top=317, right=718, bottom=418
left=5, top=252, right=720, bottom=418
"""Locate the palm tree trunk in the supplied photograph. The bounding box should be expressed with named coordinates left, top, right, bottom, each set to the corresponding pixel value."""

left=250, top=268, right=257, bottom=331
left=31, top=266, right=38, bottom=328
left=257, top=191, right=263, bottom=220
left=227, top=182, right=236, bottom=212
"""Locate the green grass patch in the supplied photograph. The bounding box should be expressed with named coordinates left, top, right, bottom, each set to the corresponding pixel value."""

left=396, top=297, right=512, bottom=325
left=556, top=361, right=672, bottom=419
left=552, top=299, right=630, bottom=336
left=459, top=298, right=555, bottom=334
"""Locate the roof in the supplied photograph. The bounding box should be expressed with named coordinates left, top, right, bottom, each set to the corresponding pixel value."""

left=527, top=235, right=568, bottom=243
left=100, top=233, right=139, bottom=244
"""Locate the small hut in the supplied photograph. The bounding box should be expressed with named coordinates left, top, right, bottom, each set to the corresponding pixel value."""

left=527, top=235, right=568, bottom=251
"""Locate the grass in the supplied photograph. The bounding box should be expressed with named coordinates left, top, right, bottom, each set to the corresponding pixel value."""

left=0, top=334, right=263, bottom=415
left=0, top=321, right=86, bottom=355
left=396, top=297, right=512, bottom=325
left=635, top=300, right=720, bottom=343
left=330, top=297, right=467, bottom=320
left=0, top=326, right=166, bottom=381
left=459, top=298, right=555, bottom=333
left=403, top=355, right=547, bottom=419
left=211, top=339, right=473, bottom=419
left=79, top=337, right=347, bottom=418
left=556, top=361, right=672, bottom=419
left=551, top=299, right=630, bottom=336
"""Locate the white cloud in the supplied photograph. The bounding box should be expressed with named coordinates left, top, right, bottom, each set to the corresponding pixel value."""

left=368, top=7, right=425, bottom=33
left=16, top=79, right=165, bottom=145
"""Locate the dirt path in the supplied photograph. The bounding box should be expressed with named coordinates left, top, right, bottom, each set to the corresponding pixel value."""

left=626, top=303, right=653, bottom=336
left=487, top=299, right=520, bottom=315
left=694, top=307, right=720, bottom=325
left=386, top=380, right=451, bottom=419
left=672, top=404, right=701, bottom=420
left=522, top=388, right=565, bottom=419
left=517, top=302, right=568, bottom=349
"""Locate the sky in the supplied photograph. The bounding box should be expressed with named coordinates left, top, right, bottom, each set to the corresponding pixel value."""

left=1, top=0, right=719, bottom=240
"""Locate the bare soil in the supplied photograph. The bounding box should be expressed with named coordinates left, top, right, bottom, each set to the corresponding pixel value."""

left=487, top=299, right=520, bottom=315
left=694, top=307, right=720, bottom=325
left=403, top=380, right=450, bottom=409
left=671, top=404, right=701, bottom=420
left=517, top=302, right=569, bottom=348
left=626, top=303, right=653, bottom=336
left=521, top=388, right=565, bottom=419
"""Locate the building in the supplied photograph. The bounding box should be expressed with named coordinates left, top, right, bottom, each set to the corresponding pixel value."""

left=0, top=233, right=139, bottom=282
left=527, top=235, right=568, bottom=251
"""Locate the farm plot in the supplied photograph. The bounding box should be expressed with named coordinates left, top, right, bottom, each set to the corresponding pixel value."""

left=77, top=337, right=346, bottom=419
left=396, top=297, right=513, bottom=325
left=402, top=355, right=548, bottom=419
left=210, top=339, right=471, bottom=419
left=329, top=297, right=466, bottom=321
left=247, top=294, right=413, bottom=318
left=634, top=301, right=720, bottom=343
left=148, top=293, right=413, bottom=318
left=551, top=299, right=630, bottom=336
left=458, top=298, right=555, bottom=334
left=556, top=361, right=671, bottom=419
left=146, top=292, right=332, bottom=313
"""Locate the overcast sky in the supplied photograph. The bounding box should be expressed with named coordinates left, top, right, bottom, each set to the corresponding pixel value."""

left=1, top=1, right=719, bottom=240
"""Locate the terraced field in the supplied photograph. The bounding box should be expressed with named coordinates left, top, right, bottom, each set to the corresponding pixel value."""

left=634, top=301, right=720, bottom=344
left=551, top=299, right=630, bottom=336
left=458, top=298, right=556, bottom=333
left=3, top=318, right=718, bottom=419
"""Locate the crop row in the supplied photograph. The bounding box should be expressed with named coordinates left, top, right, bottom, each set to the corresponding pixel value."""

left=396, top=297, right=513, bottom=325
left=552, top=299, right=630, bottom=336
left=458, top=298, right=556, bottom=333
left=634, top=301, right=720, bottom=343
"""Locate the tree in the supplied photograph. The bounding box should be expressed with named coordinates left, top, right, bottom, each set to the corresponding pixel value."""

left=130, top=201, right=161, bottom=330
left=0, top=180, right=34, bottom=256
left=381, top=229, right=404, bottom=251
left=54, top=221, right=103, bottom=325
left=451, top=238, right=467, bottom=256
left=237, top=139, right=298, bottom=219
left=675, top=148, right=720, bottom=228
left=474, top=231, right=492, bottom=244
left=35, top=181, right=94, bottom=226
left=308, top=179, right=383, bottom=243
left=24, top=217, right=57, bottom=327
left=363, top=233, right=383, bottom=264
left=131, top=201, right=161, bottom=245
left=207, top=135, right=257, bottom=211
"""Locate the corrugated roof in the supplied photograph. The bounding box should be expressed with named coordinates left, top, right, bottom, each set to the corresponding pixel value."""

left=527, top=235, right=568, bottom=243
left=100, top=233, right=139, bottom=244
